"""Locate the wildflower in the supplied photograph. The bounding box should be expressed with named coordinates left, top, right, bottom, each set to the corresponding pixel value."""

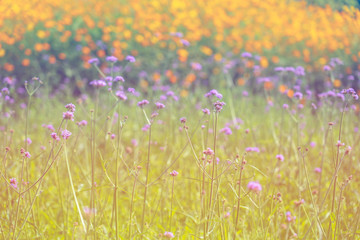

left=294, top=92, right=303, bottom=100
left=89, top=80, right=107, bottom=88
left=163, top=232, right=174, bottom=238
left=243, top=91, right=249, bottom=97
left=336, top=140, right=345, bottom=147
left=106, top=56, right=118, bottom=63
left=203, top=147, right=214, bottom=156
left=88, top=58, right=99, bottom=65
left=345, top=146, right=352, bottom=155
left=142, top=124, right=150, bottom=132
left=323, top=65, right=331, bottom=71
left=170, top=170, right=179, bottom=177
left=274, top=67, right=285, bottom=72
left=286, top=211, right=296, bottom=222
left=2, top=88, right=9, bottom=95
left=202, top=108, right=210, bottom=115
left=114, top=76, right=125, bottom=82
left=137, top=99, right=149, bottom=107
left=224, top=212, right=231, bottom=218
left=247, top=181, right=262, bottom=193
left=276, top=154, right=284, bottom=162
left=77, top=120, right=88, bottom=127
left=116, top=91, right=127, bottom=101
left=155, top=102, right=165, bottom=109
left=180, top=117, right=186, bottom=124
left=191, top=62, right=202, bottom=71
left=63, top=111, right=74, bottom=121
left=241, top=52, right=252, bottom=58
left=246, top=147, right=260, bottom=152
left=125, top=55, right=136, bottom=62
left=220, top=126, right=232, bottom=135
left=24, top=151, right=31, bottom=158
left=111, top=134, right=116, bottom=140
left=213, top=101, right=226, bottom=112
left=65, top=103, right=76, bottom=112
left=10, top=178, right=17, bottom=189
left=51, top=132, right=60, bottom=141
left=204, top=89, right=223, bottom=99
left=283, top=104, right=289, bottom=109
left=131, top=139, right=138, bottom=146
left=314, top=168, right=322, bottom=173
left=61, top=129, right=72, bottom=140
left=310, top=142, right=316, bottom=148
left=27, top=138, right=32, bottom=145
left=180, top=39, right=190, bottom=46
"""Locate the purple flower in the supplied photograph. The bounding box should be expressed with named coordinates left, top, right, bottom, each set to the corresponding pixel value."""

left=220, top=126, right=232, bottom=135
left=114, top=76, right=125, bottom=82
left=142, top=124, right=150, bottom=132
left=65, top=103, right=76, bottom=112
left=125, top=55, right=136, bottom=62
left=63, top=111, right=74, bottom=121
left=164, top=231, right=174, bottom=238
left=170, top=170, right=179, bottom=177
left=106, top=56, right=118, bottom=63
left=205, top=89, right=223, bottom=99
left=77, top=120, right=88, bottom=127
left=202, top=108, right=210, bottom=115
left=89, top=80, right=107, bottom=88
left=213, top=101, right=226, bottom=112
left=116, top=91, right=127, bottom=101
left=24, top=151, right=31, bottom=158
left=274, top=67, right=285, bottom=72
left=10, top=178, right=17, bottom=189
left=203, top=147, right=214, bottom=156
left=155, top=102, right=165, bottom=109
left=276, top=154, right=284, bottom=162
left=191, top=62, right=202, bottom=71
left=180, top=39, right=190, bottom=46
left=180, top=117, right=186, bottom=124
left=88, top=58, right=99, bottom=65
left=137, top=99, right=149, bottom=107
left=61, top=129, right=72, bottom=140
left=323, top=65, right=331, bottom=71
left=247, top=181, right=262, bottom=193
left=241, top=52, right=252, bottom=58
left=51, top=132, right=60, bottom=141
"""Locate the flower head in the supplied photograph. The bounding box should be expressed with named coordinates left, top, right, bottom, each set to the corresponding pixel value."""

left=164, top=232, right=174, bottom=238
left=125, top=55, right=136, bottom=62
left=106, top=56, right=118, bottom=63
left=170, top=170, right=179, bottom=177
left=247, top=181, right=262, bottom=193
left=276, top=154, right=284, bottom=162
left=88, top=58, right=99, bottom=65
left=61, top=129, right=72, bottom=140
left=137, top=99, right=149, bottom=108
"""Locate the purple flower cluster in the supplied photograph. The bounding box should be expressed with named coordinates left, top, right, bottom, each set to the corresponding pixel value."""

left=205, top=89, right=223, bottom=99
left=246, top=147, right=260, bottom=152
left=213, top=101, right=226, bottom=112
left=137, top=99, right=149, bottom=107
left=247, top=181, right=262, bottom=193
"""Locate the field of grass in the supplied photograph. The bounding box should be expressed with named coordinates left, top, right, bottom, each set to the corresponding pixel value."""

left=1, top=0, right=360, bottom=239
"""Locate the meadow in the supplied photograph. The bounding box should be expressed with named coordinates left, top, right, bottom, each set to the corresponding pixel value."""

left=1, top=0, right=360, bottom=239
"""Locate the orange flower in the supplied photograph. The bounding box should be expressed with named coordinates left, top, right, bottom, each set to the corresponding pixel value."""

left=22, top=59, right=30, bottom=66
left=49, top=55, right=56, bottom=64
left=333, top=79, right=341, bottom=88
left=4, top=63, right=14, bottom=72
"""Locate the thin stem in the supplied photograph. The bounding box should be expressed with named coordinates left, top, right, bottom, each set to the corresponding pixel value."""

left=141, top=124, right=152, bottom=238
left=64, top=142, right=87, bottom=232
